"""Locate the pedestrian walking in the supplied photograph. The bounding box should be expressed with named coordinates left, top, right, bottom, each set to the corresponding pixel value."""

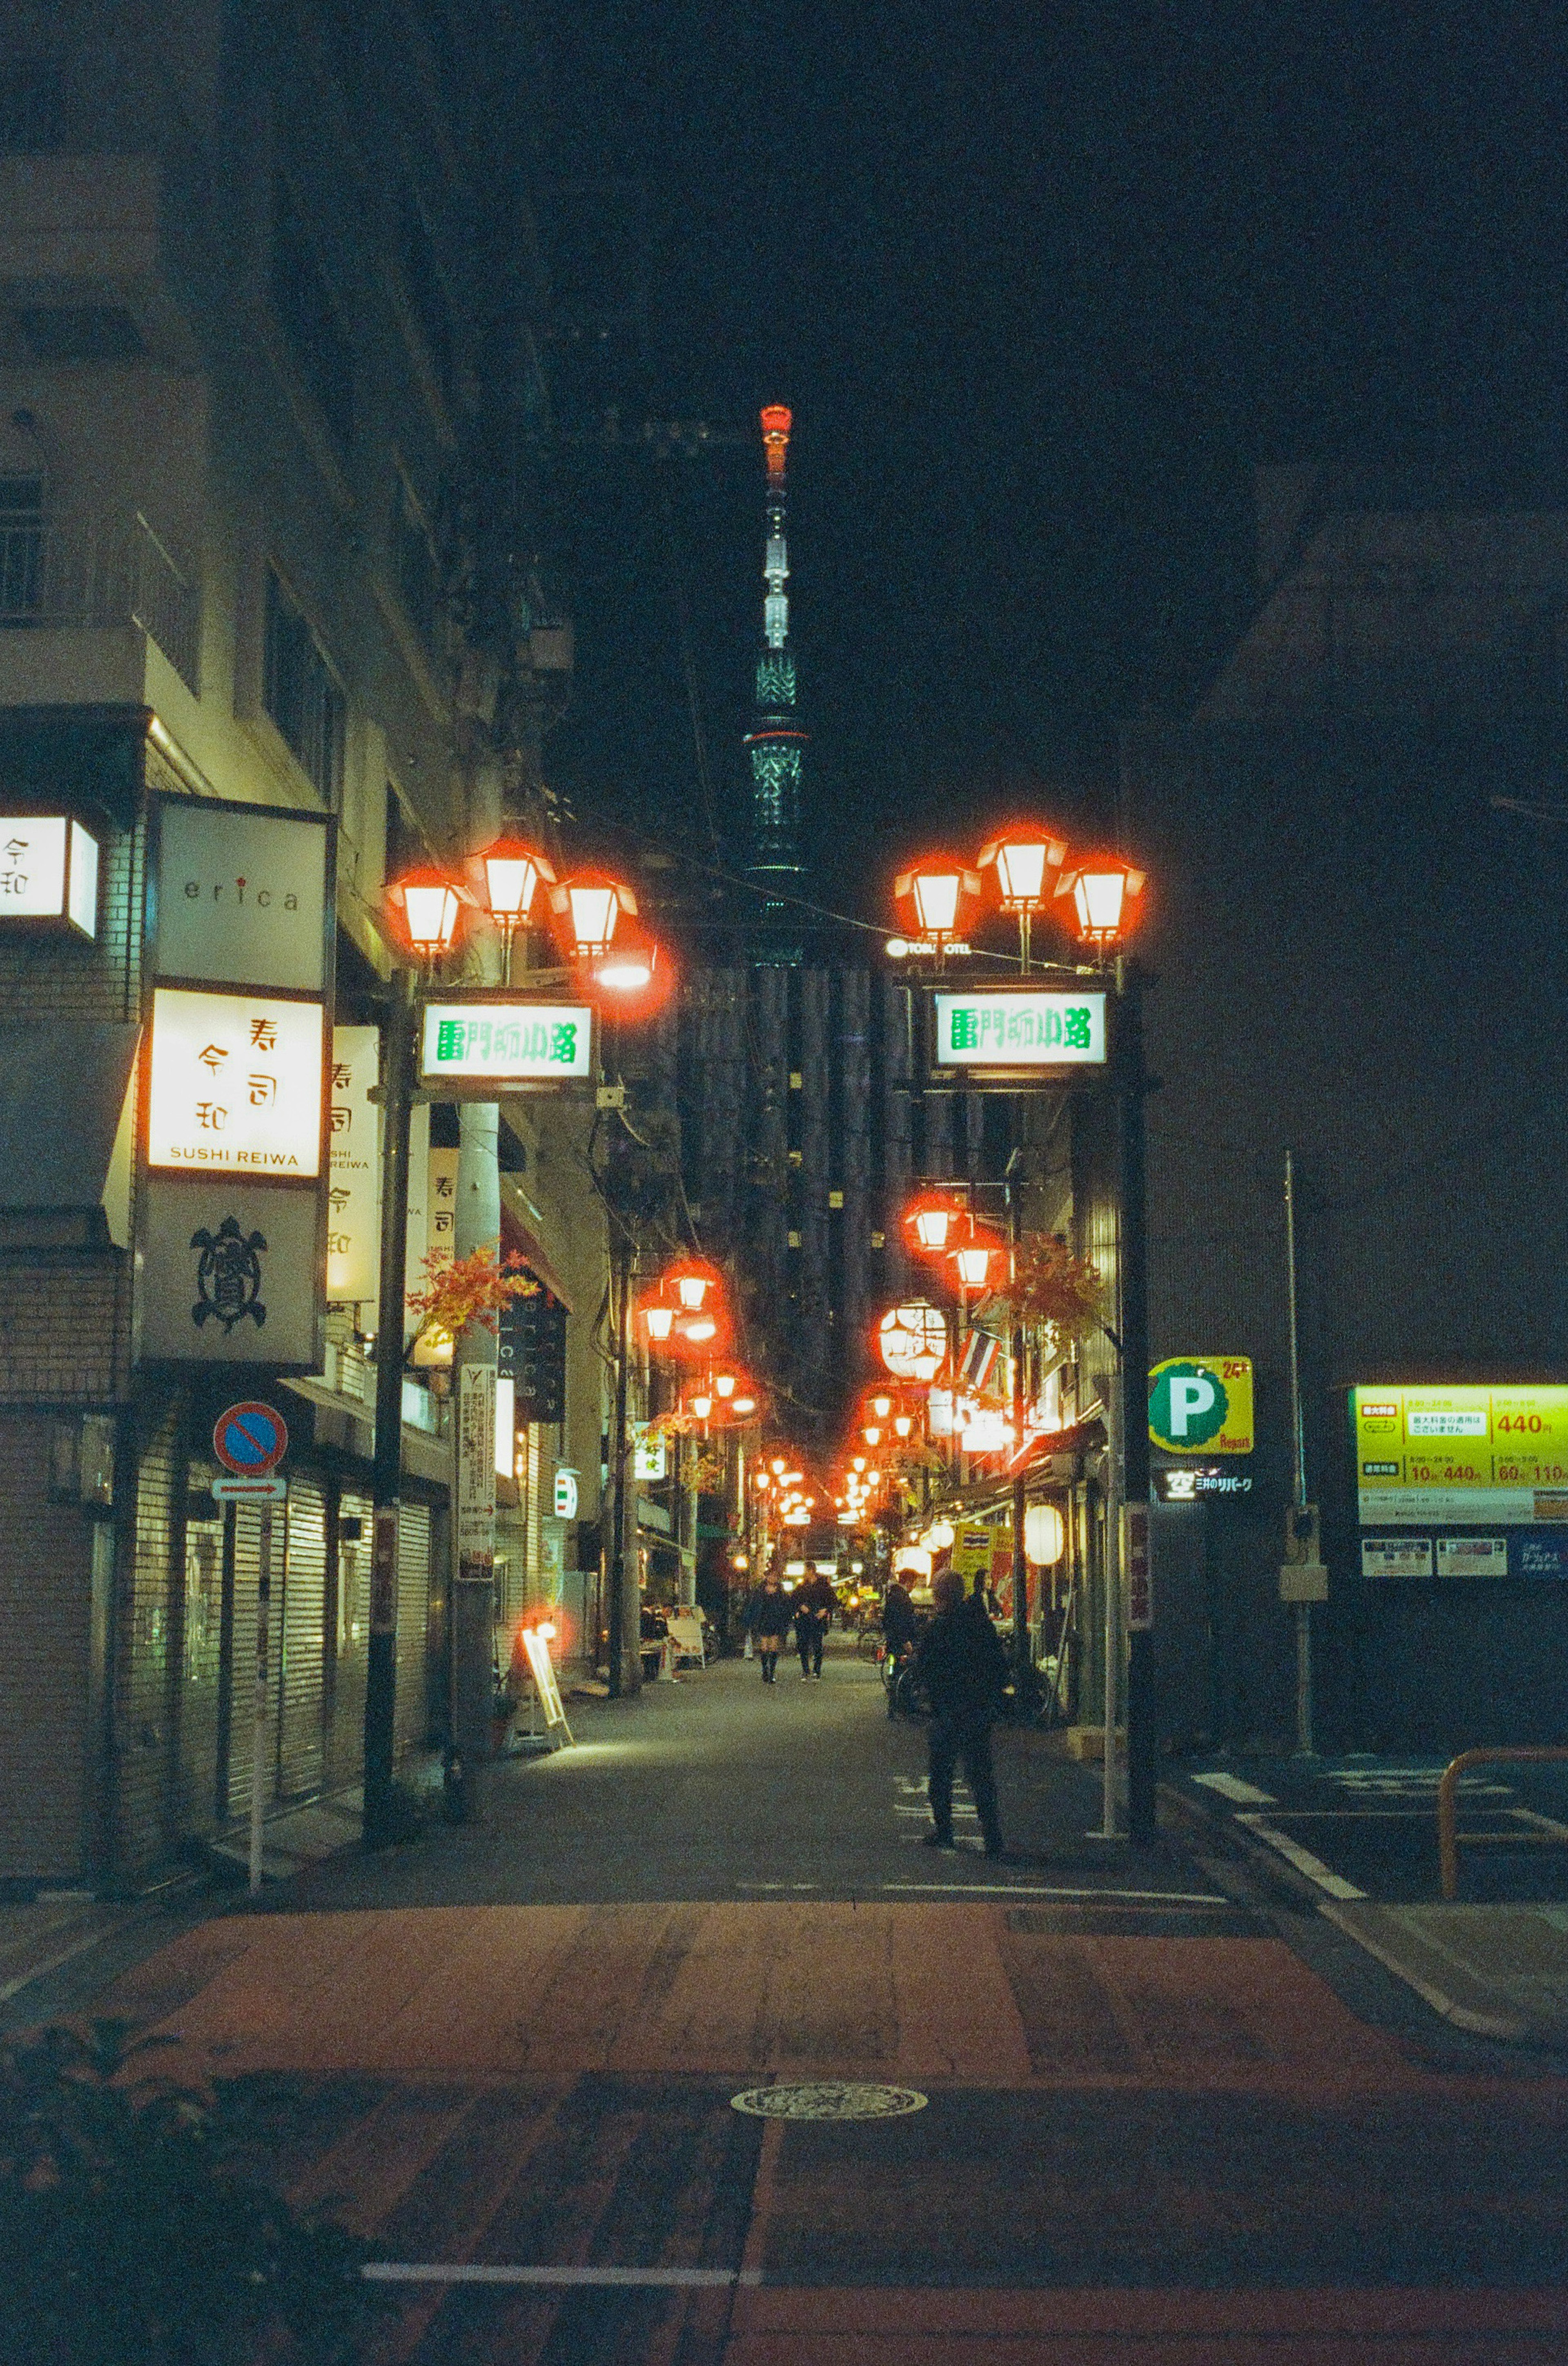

left=881, top=1575, right=920, bottom=1717
left=915, top=1568, right=1008, bottom=1855
left=750, top=1572, right=791, bottom=1683
left=794, top=1571, right=835, bottom=1677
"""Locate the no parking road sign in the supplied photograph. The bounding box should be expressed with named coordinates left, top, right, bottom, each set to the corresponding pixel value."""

left=213, top=1399, right=289, bottom=1476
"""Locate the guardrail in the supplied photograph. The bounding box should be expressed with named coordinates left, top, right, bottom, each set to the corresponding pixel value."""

left=0, top=506, right=200, bottom=692
left=1437, top=1746, right=1568, bottom=1899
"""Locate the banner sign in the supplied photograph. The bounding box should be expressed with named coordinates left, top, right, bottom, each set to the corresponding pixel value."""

left=154, top=798, right=328, bottom=991
left=933, top=989, right=1107, bottom=1070
left=1149, top=1357, right=1254, bottom=1454
left=420, top=1001, right=593, bottom=1083
left=1352, top=1384, right=1568, bottom=1525
left=147, top=988, right=324, bottom=1177
left=326, top=1024, right=379, bottom=1306
left=456, top=1363, right=497, bottom=1570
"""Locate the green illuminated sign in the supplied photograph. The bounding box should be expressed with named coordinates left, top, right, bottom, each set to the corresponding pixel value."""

left=933, top=990, right=1107, bottom=1068
left=420, top=1001, right=593, bottom=1082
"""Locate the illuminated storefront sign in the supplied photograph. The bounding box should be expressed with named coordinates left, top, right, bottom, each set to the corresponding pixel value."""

left=326, top=1024, right=379, bottom=1306
left=1149, top=1357, right=1254, bottom=1454
left=146, top=988, right=324, bottom=1176
left=1153, top=1466, right=1255, bottom=1502
left=420, top=1001, right=594, bottom=1082
left=0, top=816, right=99, bottom=937
left=933, top=989, right=1107, bottom=1069
left=1352, top=1383, right=1568, bottom=1525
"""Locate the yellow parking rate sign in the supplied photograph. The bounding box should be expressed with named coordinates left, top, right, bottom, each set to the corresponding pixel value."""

left=1148, top=1357, right=1254, bottom=1455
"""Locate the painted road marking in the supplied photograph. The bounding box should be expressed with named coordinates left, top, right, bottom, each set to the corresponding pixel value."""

left=882, top=1883, right=1233, bottom=1904
left=1191, top=1770, right=1277, bottom=1805
left=1236, top=1814, right=1367, bottom=1899
left=365, top=2264, right=762, bottom=2289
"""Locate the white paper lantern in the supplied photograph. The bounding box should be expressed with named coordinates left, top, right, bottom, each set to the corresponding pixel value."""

left=1024, top=1503, right=1065, bottom=1567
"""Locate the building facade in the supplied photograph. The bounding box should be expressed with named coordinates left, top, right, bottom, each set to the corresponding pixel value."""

left=0, top=1, right=608, bottom=1886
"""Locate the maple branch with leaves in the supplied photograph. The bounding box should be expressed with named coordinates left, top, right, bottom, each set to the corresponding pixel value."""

left=405, top=1244, right=537, bottom=1351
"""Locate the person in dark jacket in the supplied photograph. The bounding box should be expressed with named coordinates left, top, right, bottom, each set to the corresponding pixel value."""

left=882, top=1579, right=918, bottom=1655
left=915, top=1568, right=1007, bottom=1854
left=794, top=1572, right=836, bottom=1677
left=750, top=1574, right=791, bottom=1683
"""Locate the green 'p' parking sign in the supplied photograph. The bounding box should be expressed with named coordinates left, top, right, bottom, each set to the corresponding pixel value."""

left=1148, top=1356, right=1254, bottom=1454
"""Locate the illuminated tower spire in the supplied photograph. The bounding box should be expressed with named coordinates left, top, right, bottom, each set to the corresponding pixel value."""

left=744, top=403, right=808, bottom=961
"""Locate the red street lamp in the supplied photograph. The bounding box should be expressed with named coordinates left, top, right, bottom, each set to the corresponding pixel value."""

left=473, top=836, right=556, bottom=977
left=664, top=1256, right=723, bottom=1313
left=386, top=864, right=467, bottom=963
left=549, top=867, right=637, bottom=961
left=949, top=1221, right=1004, bottom=1294
left=891, top=855, right=982, bottom=957
left=582, top=917, right=673, bottom=1013
left=1054, top=856, right=1146, bottom=954
left=902, top=1188, right=968, bottom=1258
left=978, top=825, right=1067, bottom=974
left=637, top=1290, right=677, bottom=1347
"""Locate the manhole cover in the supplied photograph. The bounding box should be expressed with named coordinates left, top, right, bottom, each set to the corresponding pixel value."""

left=730, top=2081, right=928, bottom=2121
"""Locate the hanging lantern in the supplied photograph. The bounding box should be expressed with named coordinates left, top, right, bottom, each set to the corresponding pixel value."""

left=902, top=1189, right=967, bottom=1257
left=949, top=1221, right=1004, bottom=1293
left=475, top=837, right=555, bottom=933
left=878, top=1300, right=947, bottom=1381
left=1024, top=1502, right=1066, bottom=1566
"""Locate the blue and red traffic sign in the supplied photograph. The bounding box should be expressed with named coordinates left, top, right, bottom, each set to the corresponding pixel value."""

left=213, top=1400, right=289, bottom=1476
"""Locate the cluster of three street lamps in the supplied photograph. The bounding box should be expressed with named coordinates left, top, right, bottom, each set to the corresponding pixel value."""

left=386, top=839, right=671, bottom=1008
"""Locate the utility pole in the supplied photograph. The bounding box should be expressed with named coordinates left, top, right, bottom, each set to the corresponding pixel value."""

left=1284, top=1148, right=1315, bottom=1756
left=606, top=1223, right=634, bottom=1697
left=1120, top=972, right=1156, bottom=1843
left=364, top=970, right=415, bottom=1848
left=1006, top=1144, right=1036, bottom=1712
left=447, top=1097, right=499, bottom=1822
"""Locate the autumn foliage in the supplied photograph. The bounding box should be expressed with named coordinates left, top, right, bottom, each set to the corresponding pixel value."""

left=991, top=1233, right=1107, bottom=1341
left=406, top=1246, right=536, bottom=1345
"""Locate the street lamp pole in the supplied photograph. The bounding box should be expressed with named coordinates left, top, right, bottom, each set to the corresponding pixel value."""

left=606, top=1222, right=634, bottom=1698
left=1005, top=1146, right=1036, bottom=1711
left=1119, top=963, right=1157, bottom=1844
left=364, top=966, right=416, bottom=1848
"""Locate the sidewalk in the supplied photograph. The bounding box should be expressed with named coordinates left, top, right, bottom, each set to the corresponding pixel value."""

left=1164, top=1754, right=1568, bottom=2048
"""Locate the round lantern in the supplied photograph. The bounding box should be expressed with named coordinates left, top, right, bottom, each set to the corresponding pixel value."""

left=878, top=1300, right=948, bottom=1381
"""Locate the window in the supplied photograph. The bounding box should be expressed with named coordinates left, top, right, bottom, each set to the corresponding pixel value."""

left=270, top=178, right=354, bottom=453
left=263, top=569, right=345, bottom=806
left=0, top=475, right=44, bottom=618
left=0, top=62, right=64, bottom=154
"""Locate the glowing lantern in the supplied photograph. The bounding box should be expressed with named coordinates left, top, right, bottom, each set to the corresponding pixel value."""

left=894, top=1413, right=913, bottom=1438
left=903, top=1190, right=967, bottom=1257
left=870, top=1393, right=893, bottom=1420
left=585, top=917, right=671, bottom=1010
left=387, top=865, right=465, bottom=961
left=1054, top=857, right=1145, bottom=951
left=949, top=1223, right=1004, bottom=1293
left=891, top=856, right=982, bottom=950
left=878, top=1299, right=948, bottom=1381
left=1024, top=1503, right=1066, bottom=1566
left=550, top=868, right=636, bottom=960
left=978, top=827, right=1068, bottom=912
left=475, top=837, right=555, bottom=939
left=637, top=1291, right=676, bottom=1345
left=666, top=1257, right=721, bottom=1312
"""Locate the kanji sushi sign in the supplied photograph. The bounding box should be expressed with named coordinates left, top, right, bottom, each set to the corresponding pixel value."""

left=420, top=1001, right=594, bottom=1083
left=146, top=989, right=324, bottom=1176
left=933, top=989, right=1107, bottom=1069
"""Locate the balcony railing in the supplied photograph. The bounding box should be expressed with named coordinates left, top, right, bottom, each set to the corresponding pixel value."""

left=0, top=506, right=200, bottom=694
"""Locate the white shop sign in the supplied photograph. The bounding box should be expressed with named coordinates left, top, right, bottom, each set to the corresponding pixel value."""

left=154, top=798, right=329, bottom=991
left=326, top=1024, right=380, bottom=1307
left=146, top=988, right=324, bottom=1177
left=0, top=815, right=99, bottom=936
left=457, top=1363, right=497, bottom=1569
left=420, top=1001, right=594, bottom=1082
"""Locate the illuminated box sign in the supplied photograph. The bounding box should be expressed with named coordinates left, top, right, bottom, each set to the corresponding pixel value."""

left=0, top=816, right=99, bottom=937
left=1153, top=1466, right=1255, bottom=1502
left=1149, top=1357, right=1254, bottom=1454
left=154, top=798, right=329, bottom=991
left=147, top=988, right=325, bottom=1176
left=420, top=1002, right=593, bottom=1083
left=1352, top=1383, right=1568, bottom=1525
left=933, top=990, right=1107, bottom=1069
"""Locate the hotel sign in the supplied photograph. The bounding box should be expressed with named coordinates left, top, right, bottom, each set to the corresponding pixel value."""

left=0, top=816, right=99, bottom=937
left=1353, top=1383, right=1568, bottom=1526
left=933, top=989, right=1107, bottom=1069
left=420, top=1001, right=594, bottom=1083
left=146, top=988, right=324, bottom=1176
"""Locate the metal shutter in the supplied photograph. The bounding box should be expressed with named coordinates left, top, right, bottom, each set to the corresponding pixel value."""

left=225, top=1502, right=284, bottom=1823
left=329, top=1489, right=372, bottom=1787
left=394, top=1501, right=431, bottom=1762
left=276, top=1477, right=327, bottom=1800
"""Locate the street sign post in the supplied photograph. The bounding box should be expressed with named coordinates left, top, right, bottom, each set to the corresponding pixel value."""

left=212, top=1400, right=288, bottom=1895
left=213, top=1400, right=289, bottom=1475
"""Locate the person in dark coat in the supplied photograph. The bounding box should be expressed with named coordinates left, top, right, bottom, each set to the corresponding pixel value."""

left=915, top=1568, right=1007, bottom=1854
left=882, top=1579, right=918, bottom=1655
left=794, top=1572, right=836, bottom=1677
left=750, top=1573, right=791, bottom=1683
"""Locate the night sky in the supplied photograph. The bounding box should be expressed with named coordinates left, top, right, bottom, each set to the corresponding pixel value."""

left=535, top=0, right=1568, bottom=915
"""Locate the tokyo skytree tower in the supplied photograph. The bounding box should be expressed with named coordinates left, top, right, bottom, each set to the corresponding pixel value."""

left=744, top=404, right=808, bottom=960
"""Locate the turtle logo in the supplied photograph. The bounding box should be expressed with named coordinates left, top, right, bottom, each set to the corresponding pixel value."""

left=190, top=1217, right=267, bottom=1334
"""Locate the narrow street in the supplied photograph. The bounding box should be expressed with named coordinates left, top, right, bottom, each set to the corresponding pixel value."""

left=70, top=1639, right=1568, bottom=2364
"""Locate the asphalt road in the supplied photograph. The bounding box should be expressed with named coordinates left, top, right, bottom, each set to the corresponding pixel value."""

left=58, top=1643, right=1568, bottom=2361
